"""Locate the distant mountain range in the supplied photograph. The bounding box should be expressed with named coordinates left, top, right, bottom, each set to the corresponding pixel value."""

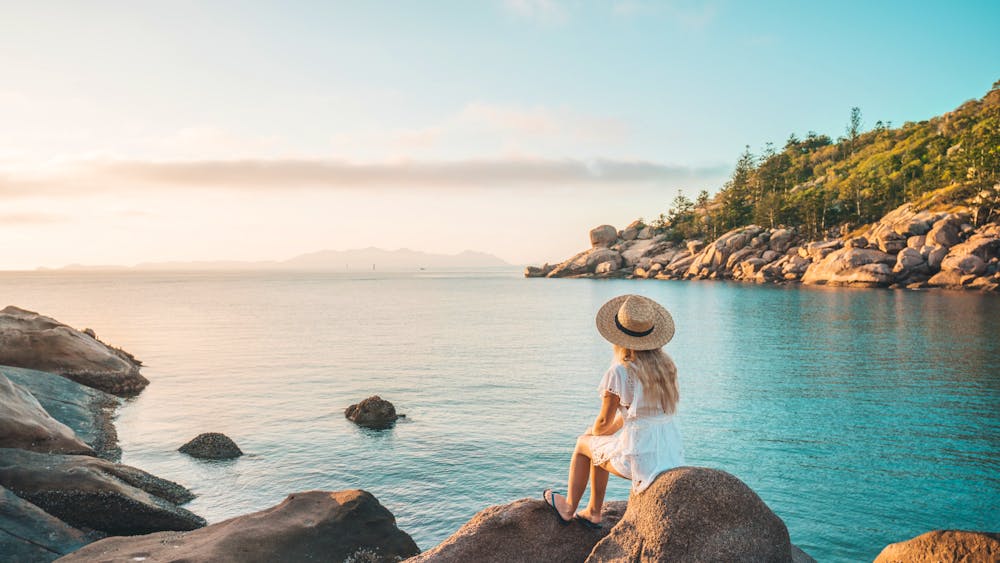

left=46, top=247, right=514, bottom=272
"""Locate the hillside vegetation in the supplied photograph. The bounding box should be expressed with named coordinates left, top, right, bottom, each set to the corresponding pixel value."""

left=656, top=80, right=1000, bottom=241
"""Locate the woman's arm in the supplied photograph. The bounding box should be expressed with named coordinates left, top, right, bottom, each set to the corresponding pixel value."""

left=591, top=393, right=623, bottom=436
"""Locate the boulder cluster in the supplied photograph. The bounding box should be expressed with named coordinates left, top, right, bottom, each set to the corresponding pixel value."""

left=526, top=205, right=1000, bottom=291
left=0, top=307, right=209, bottom=561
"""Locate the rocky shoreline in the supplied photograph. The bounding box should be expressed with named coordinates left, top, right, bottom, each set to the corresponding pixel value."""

left=526, top=203, right=1000, bottom=292
left=1, top=306, right=996, bottom=561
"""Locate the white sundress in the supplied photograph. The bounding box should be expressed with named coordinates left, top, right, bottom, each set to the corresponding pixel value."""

left=586, top=362, right=685, bottom=493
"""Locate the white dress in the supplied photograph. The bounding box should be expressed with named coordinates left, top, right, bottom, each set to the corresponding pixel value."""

left=585, top=362, right=685, bottom=493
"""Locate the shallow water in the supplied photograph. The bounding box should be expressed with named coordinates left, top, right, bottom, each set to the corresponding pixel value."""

left=2, top=270, right=998, bottom=561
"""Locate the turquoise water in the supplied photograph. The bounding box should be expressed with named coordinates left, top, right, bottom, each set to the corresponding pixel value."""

left=2, top=270, right=998, bottom=561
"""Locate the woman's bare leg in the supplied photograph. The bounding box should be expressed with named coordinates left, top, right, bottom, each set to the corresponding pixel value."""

left=552, top=435, right=595, bottom=520
left=578, top=464, right=610, bottom=523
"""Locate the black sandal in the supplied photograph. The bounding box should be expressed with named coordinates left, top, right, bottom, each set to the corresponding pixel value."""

left=542, top=489, right=572, bottom=525
left=574, top=513, right=602, bottom=529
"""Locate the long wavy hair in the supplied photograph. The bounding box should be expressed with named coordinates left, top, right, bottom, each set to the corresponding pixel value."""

left=614, top=345, right=679, bottom=414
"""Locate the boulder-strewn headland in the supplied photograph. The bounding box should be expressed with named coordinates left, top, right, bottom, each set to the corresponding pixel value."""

left=529, top=81, right=1000, bottom=292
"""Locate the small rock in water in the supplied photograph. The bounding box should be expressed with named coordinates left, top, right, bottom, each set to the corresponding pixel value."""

left=179, top=432, right=243, bottom=459
left=345, top=395, right=399, bottom=429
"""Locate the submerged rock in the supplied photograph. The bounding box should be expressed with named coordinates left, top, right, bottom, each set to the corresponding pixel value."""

left=0, top=373, right=94, bottom=456
left=0, top=448, right=203, bottom=536
left=1, top=366, right=120, bottom=460
left=1, top=485, right=91, bottom=563
left=58, top=490, right=420, bottom=563
left=587, top=467, right=796, bottom=562
left=0, top=306, right=147, bottom=397
left=179, top=432, right=243, bottom=460
left=873, top=530, right=1000, bottom=562
left=409, top=498, right=626, bottom=563
left=345, top=395, right=400, bottom=429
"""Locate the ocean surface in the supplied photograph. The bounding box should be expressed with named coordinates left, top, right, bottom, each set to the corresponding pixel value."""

left=2, top=270, right=998, bottom=561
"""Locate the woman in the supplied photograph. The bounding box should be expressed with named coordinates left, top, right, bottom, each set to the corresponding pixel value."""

left=544, top=294, right=685, bottom=528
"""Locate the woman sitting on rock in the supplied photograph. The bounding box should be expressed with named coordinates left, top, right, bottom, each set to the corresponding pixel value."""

left=544, top=294, right=685, bottom=529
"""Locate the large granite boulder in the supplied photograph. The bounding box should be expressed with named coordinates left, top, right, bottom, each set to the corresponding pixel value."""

left=873, top=530, right=1000, bottom=562
left=345, top=395, right=399, bottom=429
left=1, top=485, right=91, bottom=563
left=0, top=307, right=147, bottom=397
left=585, top=248, right=622, bottom=271
left=409, top=498, right=626, bottom=563
left=546, top=249, right=593, bottom=278
left=0, top=448, right=203, bottom=536
left=941, top=233, right=999, bottom=268
left=925, top=215, right=964, bottom=248
left=589, top=225, right=618, bottom=248
left=58, top=490, right=420, bottom=563
left=1, top=366, right=120, bottom=459
left=801, top=247, right=896, bottom=286
left=0, top=373, right=93, bottom=456
left=179, top=433, right=243, bottom=460
left=587, top=467, right=795, bottom=562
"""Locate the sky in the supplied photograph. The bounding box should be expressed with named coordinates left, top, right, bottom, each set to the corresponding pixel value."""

left=1, top=0, right=998, bottom=269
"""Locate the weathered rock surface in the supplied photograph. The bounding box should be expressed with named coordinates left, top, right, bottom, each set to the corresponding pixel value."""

left=0, top=373, right=93, bottom=456
left=58, top=490, right=420, bottom=563
left=589, top=225, right=619, bottom=248
left=587, top=467, right=794, bottom=562
left=345, top=395, right=399, bottom=429
left=1, top=485, right=92, bottom=563
left=408, top=498, right=626, bottom=563
left=801, top=247, right=896, bottom=286
left=873, top=530, right=1000, bottom=563
left=0, top=448, right=203, bottom=536
left=179, top=432, right=243, bottom=460
left=0, top=366, right=120, bottom=460
left=0, top=307, right=147, bottom=397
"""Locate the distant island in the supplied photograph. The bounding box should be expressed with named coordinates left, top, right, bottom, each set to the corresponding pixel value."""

left=528, top=80, right=1000, bottom=292
left=42, top=247, right=514, bottom=272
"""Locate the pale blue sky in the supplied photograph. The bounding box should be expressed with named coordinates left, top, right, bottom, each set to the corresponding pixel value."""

left=1, top=1, right=997, bottom=268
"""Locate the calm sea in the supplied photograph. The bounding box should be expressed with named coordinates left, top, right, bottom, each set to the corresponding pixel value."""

left=2, top=270, right=998, bottom=561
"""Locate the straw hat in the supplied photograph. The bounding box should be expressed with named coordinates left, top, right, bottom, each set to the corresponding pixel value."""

left=595, top=294, right=674, bottom=350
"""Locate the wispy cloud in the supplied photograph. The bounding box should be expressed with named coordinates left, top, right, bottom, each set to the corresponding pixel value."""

left=0, top=157, right=729, bottom=197
left=0, top=211, right=67, bottom=224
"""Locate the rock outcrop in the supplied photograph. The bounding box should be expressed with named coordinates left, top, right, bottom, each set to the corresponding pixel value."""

left=587, top=467, right=795, bottom=562
left=179, top=432, right=243, bottom=460
left=1, top=485, right=92, bottom=563
left=0, top=373, right=94, bottom=456
left=58, top=490, right=420, bottom=563
left=1, top=366, right=120, bottom=460
left=408, top=498, right=627, bottom=563
left=0, top=307, right=148, bottom=396
left=528, top=203, right=1000, bottom=291
left=345, top=395, right=400, bottom=429
left=0, top=448, right=203, bottom=536
left=873, top=530, right=1000, bottom=562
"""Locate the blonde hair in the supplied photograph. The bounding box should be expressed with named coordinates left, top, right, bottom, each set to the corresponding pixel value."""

left=614, top=345, right=679, bottom=414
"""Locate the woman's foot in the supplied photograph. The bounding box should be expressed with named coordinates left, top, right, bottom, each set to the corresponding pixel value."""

left=543, top=489, right=574, bottom=523
left=575, top=506, right=602, bottom=527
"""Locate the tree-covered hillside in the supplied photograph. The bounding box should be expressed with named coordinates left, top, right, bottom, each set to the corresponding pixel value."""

left=655, top=80, right=1000, bottom=241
